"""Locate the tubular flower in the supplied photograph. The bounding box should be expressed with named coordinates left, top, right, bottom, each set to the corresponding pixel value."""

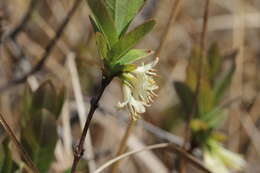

left=203, top=140, right=246, bottom=173
left=118, top=58, right=159, bottom=120
left=204, top=150, right=229, bottom=173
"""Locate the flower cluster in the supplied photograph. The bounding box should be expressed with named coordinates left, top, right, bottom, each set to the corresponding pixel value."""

left=118, top=58, right=159, bottom=120
left=203, top=140, right=246, bottom=173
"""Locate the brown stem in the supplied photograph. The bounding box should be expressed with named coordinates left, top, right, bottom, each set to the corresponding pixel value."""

left=179, top=0, right=210, bottom=172
left=71, top=74, right=114, bottom=173
left=0, top=113, right=39, bottom=173
left=110, top=118, right=137, bottom=173
left=155, top=0, right=183, bottom=58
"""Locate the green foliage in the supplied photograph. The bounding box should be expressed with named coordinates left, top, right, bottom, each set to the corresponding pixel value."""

left=213, top=62, right=235, bottom=104
left=208, top=43, right=221, bottom=81
left=108, top=20, right=155, bottom=62
left=20, top=81, right=65, bottom=173
left=106, top=0, right=145, bottom=36
left=2, top=140, right=12, bottom=173
left=96, top=32, right=108, bottom=59
left=115, top=49, right=154, bottom=65
left=87, top=0, right=155, bottom=76
left=87, top=0, right=118, bottom=46
left=174, top=81, right=195, bottom=115
left=172, top=43, right=236, bottom=147
left=0, top=139, right=18, bottom=173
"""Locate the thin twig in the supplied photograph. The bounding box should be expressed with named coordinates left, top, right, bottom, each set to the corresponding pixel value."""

left=0, top=0, right=83, bottom=92
left=238, top=111, right=260, bottom=155
left=95, top=143, right=170, bottom=173
left=98, top=105, right=183, bottom=144
left=94, top=143, right=212, bottom=173
left=167, top=144, right=212, bottom=173
left=200, top=0, right=210, bottom=58
left=110, top=118, right=137, bottom=173
left=97, top=96, right=240, bottom=148
left=228, top=0, right=245, bottom=152
left=0, top=0, right=39, bottom=44
left=71, top=74, right=114, bottom=173
left=67, top=52, right=96, bottom=172
left=155, top=0, right=183, bottom=57
left=0, top=113, right=39, bottom=173
left=179, top=0, right=210, bottom=172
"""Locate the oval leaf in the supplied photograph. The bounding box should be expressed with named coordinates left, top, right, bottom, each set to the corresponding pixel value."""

left=115, top=49, right=153, bottom=65
left=108, top=20, right=155, bottom=62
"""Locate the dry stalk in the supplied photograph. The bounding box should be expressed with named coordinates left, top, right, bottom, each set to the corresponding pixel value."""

left=110, top=118, right=137, bottom=173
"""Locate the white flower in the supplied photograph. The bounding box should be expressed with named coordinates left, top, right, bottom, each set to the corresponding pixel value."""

left=118, top=58, right=159, bottom=120
left=118, top=83, right=146, bottom=120
left=132, top=57, right=159, bottom=104
left=214, top=143, right=246, bottom=171
left=203, top=140, right=246, bottom=173
left=204, top=150, right=229, bottom=173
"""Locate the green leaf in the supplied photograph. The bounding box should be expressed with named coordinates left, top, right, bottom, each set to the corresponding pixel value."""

left=31, top=81, right=64, bottom=119
left=20, top=85, right=33, bottom=126
left=96, top=32, right=108, bottom=59
left=190, top=119, right=208, bottom=132
left=106, top=0, right=146, bottom=35
left=186, top=47, right=201, bottom=91
left=197, top=78, right=214, bottom=117
left=186, top=47, right=210, bottom=91
left=87, top=0, right=118, bottom=46
left=115, top=49, right=153, bottom=65
left=63, top=169, right=71, bottom=173
left=89, top=16, right=101, bottom=33
left=108, top=20, right=155, bottom=61
left=1, top=140, right=13, bottom=173
left=119, top=0, right=146, bottom=37
left=213, top=62, right=235, bottom=104
left=208, top=43, right=221, bottom=82
left=21, top=110, right=58, bottom=173
left=106, top=0, right=116, bottom=17
left=53, top=87, right=65, bottom=119
left=32, top=81, right=56, bottom=111
left=122, top=64, right=137, bottom=72
left=201, top=106, right=226, bottom=129
left=174, top=81, right=195, bottom=115
left=186, top=47, right=214, bottom=116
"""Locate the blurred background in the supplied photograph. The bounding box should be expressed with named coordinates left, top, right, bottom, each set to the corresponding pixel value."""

left=0, top=0, right=260, bottom=172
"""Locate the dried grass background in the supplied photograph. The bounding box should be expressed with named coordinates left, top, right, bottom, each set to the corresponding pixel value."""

left=0, top=0, right=260, bottom=172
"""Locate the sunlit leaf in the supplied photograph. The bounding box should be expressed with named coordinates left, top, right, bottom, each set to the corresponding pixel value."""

left=208, top=43, right=221, bottom=82
left=197, top=78, right=214, bottom=117
left=108, top=20, right=155, bottom=62
left=115, top=49, right=153, bottom=65
left=186, top=47, right=210, bottom=91
left=211, top=132, right=226, bottom=142
left=106, top=0, right=145, bottom=35
left=96, top=32, right=108, bottom=59
left=87, top=0, right=118, bottom=46
left=213, top=62, right=235, bottom=104
left=201, top=106, right=226, bottom=129
left=186, top=47, right=201, bottom=91
left=190, top=119, right=208, bottom=132
left=122, top=64, right=137, bottom=72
